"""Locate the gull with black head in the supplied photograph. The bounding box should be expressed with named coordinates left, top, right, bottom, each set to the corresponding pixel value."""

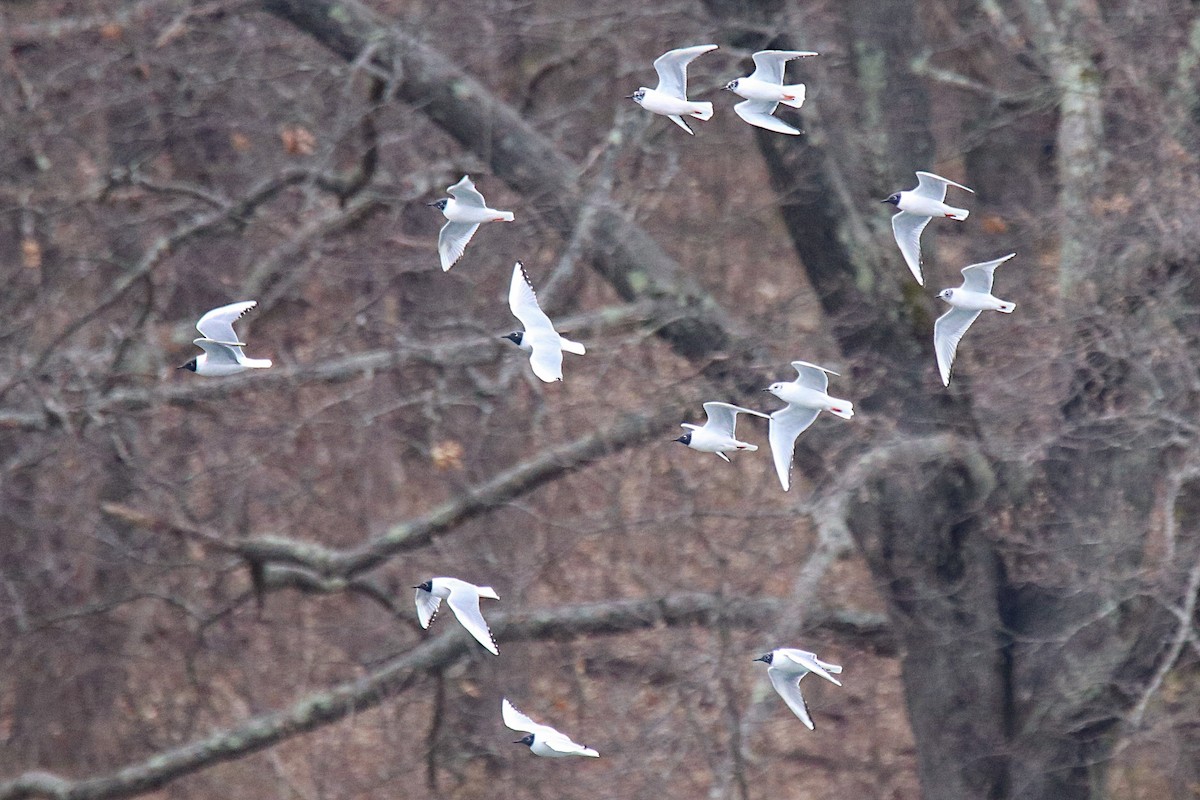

left=427, top=175, right=514, bottom=271
left=675, top=401, right=769, bottom=461
left=413, top=577, right=499, bottom=655
left=503, top=698, right=599, bottom=758
left=754, top=648, right=843, bottom=731
left=882, top=171, right=974, bottom=285
left=178, top=301, right=272, bottom=377
left=502, top=261, right=585, bottom=383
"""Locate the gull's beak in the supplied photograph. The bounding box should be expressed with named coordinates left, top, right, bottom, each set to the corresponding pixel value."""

left=753, top=655, right=770, bottom=663
left=176, top=364, right=187, bottom=370
left=625, top=94, right=637, bottom=99
left=879, top=198, right=892, bottom=203
left=761, top=388, right=772, bottom=392
left=425, top=201, right=441, bottom=206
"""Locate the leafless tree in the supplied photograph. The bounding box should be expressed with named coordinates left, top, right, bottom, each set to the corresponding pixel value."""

left=1, top=2, right=1198, bottom=800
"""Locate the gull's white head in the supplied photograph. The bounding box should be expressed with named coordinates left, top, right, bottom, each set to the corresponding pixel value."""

left=724, top=79, right=740, bottom=92
left=764, top=382, right=787, bottom=398
left=627, top=88, right=647, bottom=104
left=938, top=288, right=955, bottom=301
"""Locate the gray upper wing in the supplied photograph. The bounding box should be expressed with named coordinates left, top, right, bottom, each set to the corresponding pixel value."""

left=790, top=361, right=834, bottom=392
left=193, top=338, right=242, bottom=365
left=960, top=253, right=1015, bottom=293
left=747, top=49, right=816, bottom=84
left=195, top=301, right=256, bottom=345
left=913, top=171, right=973, bottom=202
left=446, top=175, right=486, bottom=207
left=652, top=44, right=718, bottom=99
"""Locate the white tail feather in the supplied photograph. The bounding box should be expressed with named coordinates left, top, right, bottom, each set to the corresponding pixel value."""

left=779, top=84, right=806, bottom=108
left=997, top=301, right=1016, bottom=313
left=827, top=399, right=854, bottom=420
left=496, top=211, right=515, bottom=222
left=246, top=358, right=273, bottom=369
left=477, top=586, right=499, bottom=600
left=690, top=102, right=714, bottom=120
left=559, top=338, right=586, bottom=355
left=947, top=207, right=969, bottom=221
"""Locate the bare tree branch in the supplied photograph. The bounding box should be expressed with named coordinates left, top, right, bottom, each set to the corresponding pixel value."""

left=0, top=594, right=888, bottom=800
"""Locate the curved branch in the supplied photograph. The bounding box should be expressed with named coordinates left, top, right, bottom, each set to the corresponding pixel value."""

left=101, top=404, right=685, bottom=578
left=0, top=593, right=889, bottom=800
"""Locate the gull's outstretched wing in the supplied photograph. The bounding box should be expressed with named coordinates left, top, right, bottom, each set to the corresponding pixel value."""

left=653, top=44, right=718, bottom=99
left=196, top=301, right=256, bottom=345
left=777, top=649, right=844, bottom=686
left=747, top=49, right=817, bottom=84
left=891, top=211, right=932, bottom=285
left=733, top=99, right=800, bottom=135
left=702, top=402, right=768, bottom=438
left=526, top=339, right=565, bottom=383
left=790, top=361, right=835, bottom=392
left=447, top=585, right=499, bottom=655
left=767, top=667, right=816, bottom=731
left=913, top=171, right=973, bottom=203
left=541, top=731, right=600, bottom=757
left=502, top=698, right=543, bottom=734
left=508, top=262, right=556, bottom=335
left=960, top=253, right=1015, bottom=294
left=446, top=175, right=486, bottom=208
left=934, top=307, right=981, bottom=386
left=438, top=221, right=481, bottom=272
left=193, top=338, right=242, bottom=365
left=414, top=587, right=442, bottom=629
left=769, top=405, right=820, bottom=492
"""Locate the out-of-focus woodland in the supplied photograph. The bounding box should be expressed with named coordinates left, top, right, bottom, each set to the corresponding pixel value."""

left=2, top=1, right=1200, bottom=799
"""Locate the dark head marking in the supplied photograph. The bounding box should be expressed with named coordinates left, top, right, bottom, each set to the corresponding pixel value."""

left=502, top=332, right=523, bottom=346
left=627, top=89, right=646, bottom=102
left=881, top=193, right=901, bottom=206
left=178, top=358, right=198, bottom=372
left=414, top=580, right=433, bottom=592
left=514, top=734, right=535, bottom=747
left=724, top=80, right=738, bottom=91
left=674, top=433, right=691, bottom=445
left=427, top=199, right=449, bottom=210
left=754, top=652, right=774, bottom=664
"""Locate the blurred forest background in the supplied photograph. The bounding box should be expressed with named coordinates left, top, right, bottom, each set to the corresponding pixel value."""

left=2, top=1, right=1200, bottom=799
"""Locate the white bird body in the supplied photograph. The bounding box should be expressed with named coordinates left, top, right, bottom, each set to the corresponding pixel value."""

left=755, top=647, right=843, bottom=731
left=677, top=401, right=769, bottom=462
left=884, top=171, right=974, bottom=285
left=725, top=50, right=816, bottom=135
left=180, top=301, right=272, bottom=377
left=630, top=44, right=718, bottom=134
left=729, top=76, right=805, bottom=105
left=633, top=88, right=713, bottom=121
left=503, top=698, right=599, bottom=758
left=934, top=254, right=1017, bottom=386
left=429, top=175, right=514, bottom=271
left=765, top=361, right=854, bottom=491
left=414, top=577, right=500, bottom=655
left=503, top=262, right=585, bottom=382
